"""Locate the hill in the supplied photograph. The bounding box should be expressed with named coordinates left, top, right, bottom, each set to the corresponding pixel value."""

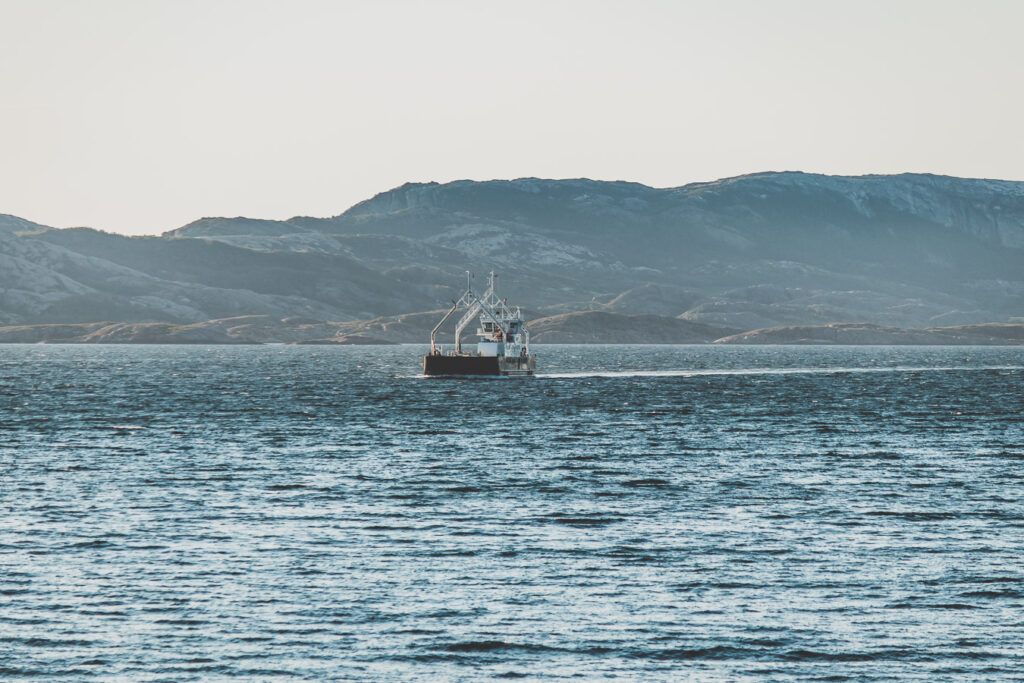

left=2, top=172, right=1023, bottom=335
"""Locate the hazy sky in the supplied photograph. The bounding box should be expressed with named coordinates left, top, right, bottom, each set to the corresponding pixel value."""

left=2, top=0, right=1023, bottom=235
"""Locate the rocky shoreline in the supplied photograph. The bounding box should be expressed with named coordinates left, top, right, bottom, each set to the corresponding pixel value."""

left=2, top=314, right=1022, bottom=346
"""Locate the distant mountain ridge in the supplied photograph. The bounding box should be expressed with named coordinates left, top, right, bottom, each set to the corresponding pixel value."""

left=3, top=172, right=1023, bottom=338
left=2, top=315, right=1022, bottom=346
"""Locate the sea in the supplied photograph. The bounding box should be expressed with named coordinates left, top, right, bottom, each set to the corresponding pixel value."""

left=2, top=344, right=1023, bottom=681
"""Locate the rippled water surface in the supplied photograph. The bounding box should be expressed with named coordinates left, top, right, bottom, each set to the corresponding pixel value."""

left=2, top=344, right=1024, bottom=681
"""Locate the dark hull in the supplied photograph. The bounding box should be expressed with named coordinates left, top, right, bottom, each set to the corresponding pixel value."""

left=423, top=354, right=536, bottom=376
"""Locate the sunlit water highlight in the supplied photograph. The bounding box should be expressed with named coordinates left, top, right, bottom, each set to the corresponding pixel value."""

left=2, top=344, right=1023, bottom=681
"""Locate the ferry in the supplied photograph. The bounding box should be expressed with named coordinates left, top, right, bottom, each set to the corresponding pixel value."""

left=423, top=272, right=536, bottom=376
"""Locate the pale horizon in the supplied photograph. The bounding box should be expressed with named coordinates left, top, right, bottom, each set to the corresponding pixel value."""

left=3, top=0, right=1024, bottom=235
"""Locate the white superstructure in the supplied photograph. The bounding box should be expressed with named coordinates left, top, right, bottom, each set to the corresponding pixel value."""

left=429, top=271, right=531, bottom=359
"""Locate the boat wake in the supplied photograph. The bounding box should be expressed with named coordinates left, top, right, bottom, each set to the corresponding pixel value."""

left=536, top=365, right=1024, bottom=379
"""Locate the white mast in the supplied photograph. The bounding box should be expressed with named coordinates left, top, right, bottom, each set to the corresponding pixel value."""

left=430, top=271, right=529, bottom=356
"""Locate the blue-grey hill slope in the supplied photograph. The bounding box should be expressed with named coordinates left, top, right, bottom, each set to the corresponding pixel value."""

left=2, top=172, right=1023, bottom=341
